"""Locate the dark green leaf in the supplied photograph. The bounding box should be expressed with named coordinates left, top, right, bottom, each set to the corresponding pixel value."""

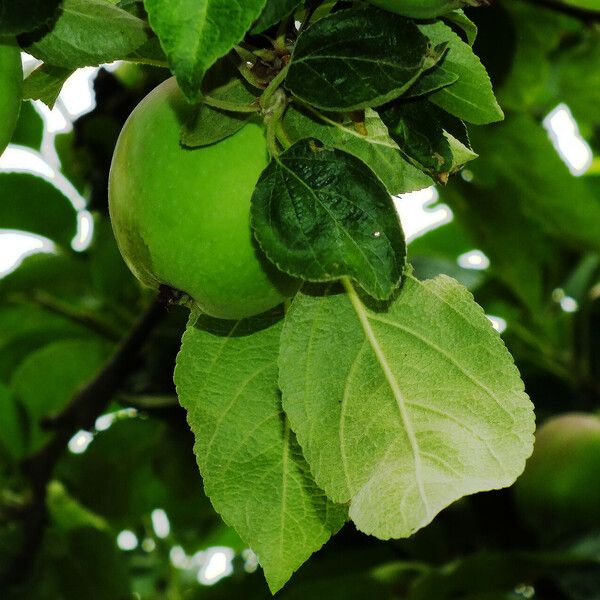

left=181, top=57, right=260, bottom=147
left=0, top=172, right=77, bottom=247
left=22, top=64, right=73, bottom=109
left=405, top=62, right=459, bottom=99
left=252, top=0, right=301, bottom=34
left=381, top=99, right=476, bottom=179
left=282, top=104, right=433, bottom=194
left=251, top=139, right=406, bottom=300
left=0, top=0, right=61, bottom=35
left=116, top=0, right=148, bottom=18
left=286, top=8, right=444, bottom=111
left=182, top=106, right=252, bottom=147
left=366, top=0, right=477, bottom=18
left=143, top=0, right=267, bottom=101
left=87, top=216, right=140, bottom=307
left=417, top=21, right=503, bottom=124
left=24, top=0, right=154, bottom=69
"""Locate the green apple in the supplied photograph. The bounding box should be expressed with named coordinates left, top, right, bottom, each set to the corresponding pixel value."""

left=513, top=412, right=600, bottom=537
left=109, top=77, right=298, bottom=320
left=0, top=38, right=22, bottom=157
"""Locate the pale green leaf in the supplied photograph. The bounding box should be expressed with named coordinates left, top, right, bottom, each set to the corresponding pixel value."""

left=175, top=311, right=346, bottom=593
left=143, top=0, right=267, bottom=101
left=280, top=275, right=534, bottom=539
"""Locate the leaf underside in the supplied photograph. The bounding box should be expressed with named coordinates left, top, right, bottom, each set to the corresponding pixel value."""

left=279, top=274, right=535, bottom=539
left=174, top=311, right=346, bottom=593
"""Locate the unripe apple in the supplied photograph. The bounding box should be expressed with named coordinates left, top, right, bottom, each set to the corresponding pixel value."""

left=513, top=413, right=600, bottom=538
left=109, top=77, right=298, bottom=320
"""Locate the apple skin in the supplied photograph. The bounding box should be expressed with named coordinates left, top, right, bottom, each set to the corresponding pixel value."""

left=513, top=413, right=600, bottom=538
left=109, top=77, right=298, bottom=320
left=0, top=39, right=22, bottom=157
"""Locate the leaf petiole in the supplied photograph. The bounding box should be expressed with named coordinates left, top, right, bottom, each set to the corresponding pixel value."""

left=260, top=61, right=291, bottom=109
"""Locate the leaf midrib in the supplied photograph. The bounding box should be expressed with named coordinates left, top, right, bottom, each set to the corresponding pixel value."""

left=342, top=278, right=431, bottom=518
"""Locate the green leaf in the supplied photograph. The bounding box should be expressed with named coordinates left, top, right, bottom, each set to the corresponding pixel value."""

left=47, top=481, right=109, bottom=532
left=143, top=0, right=267, bottom=101
left=556, top=29, right=600, bottom=127
left=286, top=8, right=444, bottom=112
left=251, top=139, right=407, bottom=301
left=252, top=0, right=301, bottom=34
left=175, top=310, right=346, bottom=593
left=279, top=274, right=534, bottom=539
left=181, top=57, right=260, bottom=147
left=58, top=418, right=175, bottom=525
left=0, top=382, right=25, bottom=460
left=0, top=305, right=91, bottom=385
left=10, top=101, right=44, bottom=149
left=0, top=252, right=90, bottom=302
left=443, top=9, right=477, bottom=46
left=498, top=1, right=579, bottom=113
left=417, top=21, right=503, bottom=124
left=555, top=0, right=600, bottom=11
left=366, top=0, right=477, bottom=18
left=0, top=0, right=61, bottom=35
left=22, top=64, right=74, bottom=109
left=381, top=99, right=477, bottom=180
left=24, top=0, right=154, bottom=69
left=0, top=172, right=77, bottom=247
left=442, top=180, right=554, bottom=311
left=55, top=527, right=131, bottom=600
left=467, top=116, right=600, bottom=254
left=11, top=339, right=113, bottom=453
left=282, top=104, right=433, bottom=194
